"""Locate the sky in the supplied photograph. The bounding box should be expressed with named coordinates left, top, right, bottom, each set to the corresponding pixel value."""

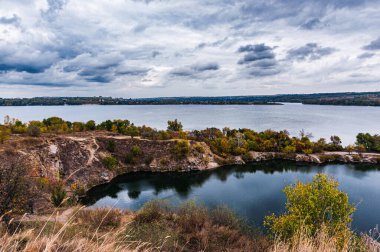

left=0, top=0, right=380, bottom=98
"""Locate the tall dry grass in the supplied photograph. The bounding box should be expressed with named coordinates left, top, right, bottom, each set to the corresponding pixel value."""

left=0, top=208, right=155, bottom=252
left=269, top=225, right=380, bottom=252
left=1, top=206, right=379, bottom=252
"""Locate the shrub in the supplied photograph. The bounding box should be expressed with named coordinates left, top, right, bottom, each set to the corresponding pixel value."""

left=106, top=140, right=116, bottom=152
left=210, top=205, right=242, bottom=230
left=282, top=145, right=296, bottom=154
left=72, top=122, right=85, bottom=132
left=0, top=154, right=34, bottom=215
left=124, top=153, right=135, bottom=164
left=193, top=143, right=205, bottom=154
left=264, top=174, right=355, bottom=241
left=172, top=140, right=190, bottom=159
left=50, top=183, right=67, bottom=207
left=102, top=156, right=118, bottom=171
left=177, top=201, right=208, bottom=233
left=27, top=124, right=41, bottom=137
left=130, top=145, right=142, bottom=156
left=134, top=200, right=170, bottom=224
left=73, top=208, right=123, bottom=230
left=0, top=126, right=11, bottom=144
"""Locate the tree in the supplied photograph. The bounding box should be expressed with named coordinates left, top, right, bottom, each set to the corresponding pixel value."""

left=346, top=145, right=355, bottom=154
left=125, top=124, right=140, bottom=138
left=356, top=133, right=380, bottom=152
left=0, top=152, right=35, bottom=215
left=0, top=125, right=11, bottom=143
left=85, top=120, right=96, bottom=131
left=167, top=119, right=183, bottom=132
left=264, top=174, right=355, bottom=240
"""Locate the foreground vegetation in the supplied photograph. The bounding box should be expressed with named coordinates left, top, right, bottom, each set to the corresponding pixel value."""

left=1, top=174, right=379, bottom=251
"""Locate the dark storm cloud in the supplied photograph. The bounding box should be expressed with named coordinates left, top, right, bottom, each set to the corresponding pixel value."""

left=237, top=43, right=280, bottom=77
left=171, top=62, right=219, bottom=77
left=363, top=37, right=380, bottom=50
left=237, top=44, right=275, bottom=64
left=287, top=43, right=336, bottom=61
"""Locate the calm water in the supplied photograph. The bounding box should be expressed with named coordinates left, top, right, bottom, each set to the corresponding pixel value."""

left=85, top=162, right=380, bottom=233
left=0, top=103, right=379, bottom=144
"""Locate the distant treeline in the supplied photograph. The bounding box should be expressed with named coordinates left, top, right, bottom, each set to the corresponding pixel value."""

left=0, top=92, right=380, bottom=106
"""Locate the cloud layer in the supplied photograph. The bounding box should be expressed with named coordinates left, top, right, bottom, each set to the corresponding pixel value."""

left=0, top=0, right=379, bottom=97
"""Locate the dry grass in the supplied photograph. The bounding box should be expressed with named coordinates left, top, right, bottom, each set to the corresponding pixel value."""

left=268, top=225, right=380, bottom=252
left=0, top=208, right=152, bottom=252
left=1, top=206, right=379, bottom=252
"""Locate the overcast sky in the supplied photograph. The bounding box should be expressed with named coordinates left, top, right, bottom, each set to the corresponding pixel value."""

left=0, top=0, right=380, bottom=98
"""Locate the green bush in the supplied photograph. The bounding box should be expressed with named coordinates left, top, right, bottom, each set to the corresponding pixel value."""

left=131, top=145, right=142, bottom=156
left=264, top=174, right=355, bottom=241
left=51, top=183, right=67, bottom=207
left=106, top=140, right=116, bottom=152
left=172, top=140, right=190, bottom=159
left=134, top=200, right=170, bottom=224
left=85, top=120, right=96, bottom=131
left=193, top=143, right=205, bottom=153
left=102, top=156, right=118, bottom=170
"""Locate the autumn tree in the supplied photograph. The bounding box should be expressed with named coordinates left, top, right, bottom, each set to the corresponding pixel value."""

left=0, top=152, right=35, bottom=215
left=265, top=174, right=355, bottom=241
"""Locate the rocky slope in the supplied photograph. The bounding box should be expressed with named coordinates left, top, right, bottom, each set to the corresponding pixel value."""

left=1, top=132, right=379, bottom=213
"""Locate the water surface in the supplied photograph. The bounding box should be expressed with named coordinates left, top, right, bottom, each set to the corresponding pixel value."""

left=85, top=162, right=380, bottom=233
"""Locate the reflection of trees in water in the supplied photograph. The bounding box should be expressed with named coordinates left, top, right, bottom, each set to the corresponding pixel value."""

left=83, top=161, right=380, bottom=206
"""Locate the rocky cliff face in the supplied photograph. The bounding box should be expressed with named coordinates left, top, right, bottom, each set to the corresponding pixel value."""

left=0, top=132, right=219, bottom=191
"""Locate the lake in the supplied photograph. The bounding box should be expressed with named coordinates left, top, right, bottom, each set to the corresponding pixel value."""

left=0, top=103, right=379, bottom=145
left=85, top=162, right=380, bottom=233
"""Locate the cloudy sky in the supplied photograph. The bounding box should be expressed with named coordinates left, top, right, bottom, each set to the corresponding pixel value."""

left=0, top=0, right=380, bottom=98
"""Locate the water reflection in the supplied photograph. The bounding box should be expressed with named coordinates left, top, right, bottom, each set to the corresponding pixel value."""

left=85, top=161, right=380, bottom=232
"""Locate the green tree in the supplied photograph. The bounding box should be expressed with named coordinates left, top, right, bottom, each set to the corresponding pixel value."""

left=125, top=124, right=140, bottom=138
left=264, top=174, right=355, bottom=240
left=85, top=120, right=96, bottom=131
left=167, top=119, right=183, bottom=132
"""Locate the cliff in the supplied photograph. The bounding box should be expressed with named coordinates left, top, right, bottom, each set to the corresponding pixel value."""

left=1, top=132, right=379, bottom=213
